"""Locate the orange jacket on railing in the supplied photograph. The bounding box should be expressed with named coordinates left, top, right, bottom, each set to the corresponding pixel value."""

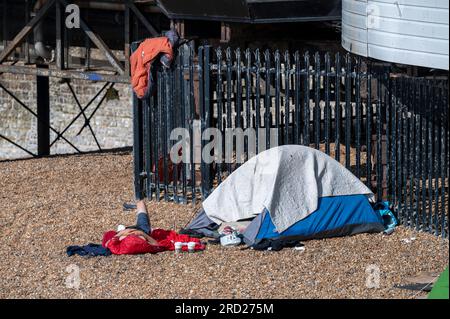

left=130, top=37, right=174, bottom=99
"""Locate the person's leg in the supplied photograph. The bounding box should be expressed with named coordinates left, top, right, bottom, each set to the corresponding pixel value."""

left=135, top=200, right=151, bottom=234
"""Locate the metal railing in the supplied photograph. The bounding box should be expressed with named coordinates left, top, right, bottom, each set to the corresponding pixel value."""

left=133, top=44, right=449, bottom=237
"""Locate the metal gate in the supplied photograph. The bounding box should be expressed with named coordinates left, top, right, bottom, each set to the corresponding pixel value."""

left=133, top=44, right=449, bottom=237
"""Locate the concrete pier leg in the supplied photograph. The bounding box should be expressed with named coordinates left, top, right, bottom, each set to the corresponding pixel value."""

left=37, top=70, right=50, bottom=157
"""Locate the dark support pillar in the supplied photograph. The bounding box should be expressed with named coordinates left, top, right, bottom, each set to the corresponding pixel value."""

left=220, top=22, right=231, bottom=43
left=24, top=0, right=31, bottom=64
left=171, top=20, right=185, bottom=38
left=124, top=4, right=130, bottom=75
left=2, top=0, right=7, bottom=49
left=37, top=69, right=50, bottom=157
left=55, top=0, right=65, bottom=70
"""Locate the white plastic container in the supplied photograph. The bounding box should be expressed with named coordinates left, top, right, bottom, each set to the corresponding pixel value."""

left=220, top=233, right=242, bottom=247
left=187, top=242, right=196, bottom=253
left=174, top=242, right=183, bottom=253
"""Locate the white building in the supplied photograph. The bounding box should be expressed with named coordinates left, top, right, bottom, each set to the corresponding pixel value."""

left=342, top=0, right=449, bottom=70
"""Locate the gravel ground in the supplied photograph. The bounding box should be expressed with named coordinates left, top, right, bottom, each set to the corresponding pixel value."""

left=0, top=152, right=448, bottom=299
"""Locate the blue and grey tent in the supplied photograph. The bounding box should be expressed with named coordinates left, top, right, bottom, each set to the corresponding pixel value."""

left=185, top=145, right=385, bottom=246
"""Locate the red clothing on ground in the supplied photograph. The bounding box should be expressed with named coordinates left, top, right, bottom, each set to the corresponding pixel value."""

left=102, top=229, right=205, bottom=255
left=130, top=37, right=173, bottom=98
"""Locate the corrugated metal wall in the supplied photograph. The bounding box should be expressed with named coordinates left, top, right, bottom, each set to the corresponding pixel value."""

left=342, top=0, right=449, bottom=70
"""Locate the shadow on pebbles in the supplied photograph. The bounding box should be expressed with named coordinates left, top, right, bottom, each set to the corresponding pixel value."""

left=0, top=152, right=448, bottom=299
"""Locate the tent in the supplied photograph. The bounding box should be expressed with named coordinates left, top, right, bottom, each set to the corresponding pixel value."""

left=184, top=145, right=385, bottom=247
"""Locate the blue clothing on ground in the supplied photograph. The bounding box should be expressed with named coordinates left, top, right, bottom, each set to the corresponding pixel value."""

left=66, top=244, right=112, bottom=257
left=373, top=201, right=398, bottom=232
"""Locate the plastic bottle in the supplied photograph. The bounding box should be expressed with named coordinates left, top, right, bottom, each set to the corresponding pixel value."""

left=174, top=242, right=183, bottom=253
left=187, top=242, right=196, bottom=253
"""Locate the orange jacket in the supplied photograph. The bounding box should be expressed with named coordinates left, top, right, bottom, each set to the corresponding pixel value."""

left=130, top=37, right=174, bottom=99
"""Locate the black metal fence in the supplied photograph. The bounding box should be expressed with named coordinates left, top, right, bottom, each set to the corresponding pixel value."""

left=133, top=44, right=449, bottom=238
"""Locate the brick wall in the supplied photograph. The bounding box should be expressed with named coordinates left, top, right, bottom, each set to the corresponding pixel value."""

left=0, top=72, right=133, bottom=160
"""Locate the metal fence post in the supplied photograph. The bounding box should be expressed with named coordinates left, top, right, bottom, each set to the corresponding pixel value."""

left=200, top=45, right=213, bottom=199
left=198, top=46, right=208, bottom=199
left=133, top=94, right=144, bottom=200
left=132, top=41, right=144, bottom=200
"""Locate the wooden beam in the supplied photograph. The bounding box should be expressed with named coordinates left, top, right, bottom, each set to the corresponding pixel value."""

left=127, top=1, right=159, bottom=37
left=0, top=0, right=56, bottom=63
left=59, top=0, right=125, bottom=75
left=0, top=64, right=130, bottom=83
left=221, top=22, right=231, bottom=43
left=2, top=0, right=7, bottom=49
